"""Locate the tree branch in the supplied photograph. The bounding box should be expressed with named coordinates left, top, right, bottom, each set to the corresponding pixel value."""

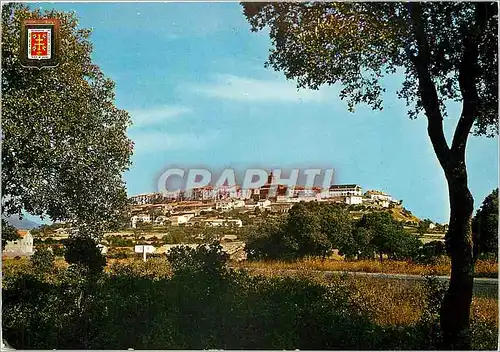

left=407, top=2, right=450, bottom=168
left=451, top=2, right=496, bottom=157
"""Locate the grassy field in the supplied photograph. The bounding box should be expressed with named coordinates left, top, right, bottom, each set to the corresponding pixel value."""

left=240, top=267, right=498, bottom=328
left=4, top=255, right=497, bottom=278
left=233, top=257, right=498, bottom=278
left=2, top=255, right=497, bottom=349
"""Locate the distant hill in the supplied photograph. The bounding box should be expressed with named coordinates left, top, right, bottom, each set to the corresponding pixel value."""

left=3, top=215, right=40, bottom=230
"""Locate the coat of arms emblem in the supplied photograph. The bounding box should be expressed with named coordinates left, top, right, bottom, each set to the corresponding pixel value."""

left=20, top=19, right=60, bottom=69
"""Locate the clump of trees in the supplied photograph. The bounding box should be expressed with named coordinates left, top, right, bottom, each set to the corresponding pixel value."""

left=245, top=202, right=421, bottom=262
left=472, top=189, right=498, bottom=259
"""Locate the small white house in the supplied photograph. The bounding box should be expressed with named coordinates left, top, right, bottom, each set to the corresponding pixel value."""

left=170, top=213, right=195, bottom=226
left=131, top=214, right=152, bottom=228
left=216, top=200, right=234, bottom=212
left=216, top=200, right=246, bottom=212
left=366, top=190, right=393, bottom=202
left=346, top=195, right=363, bottom=205
left=154, top=215, right=169, bottom=226
left=378, top=200, right=390, bottom=208
left=256, top=199, right=271, bottom=209
left=203, top=218, right=243, bottom=228
left=3, top=230, right=34, bottom=257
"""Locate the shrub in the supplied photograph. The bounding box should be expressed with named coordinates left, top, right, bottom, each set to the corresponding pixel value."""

left=167, top=241, right=229, bottom=276
left=64, top=236, right=106, bottom=274
left=417, top=241, right=447, bottom=264
left=2, top=243, right=498, bottom=350
left=30, top=247, right=55, bottom=274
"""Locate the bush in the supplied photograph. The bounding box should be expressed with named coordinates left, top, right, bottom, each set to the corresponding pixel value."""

left=3, top=244, right=497, bottom=350
left=417, top=241, right=447, bottom=264
left=107, top=248, right=131, bottom=259
left=167, top=241, right=229, bottom=276
left=31, top=247, right=55, bottom=274
left=64, top=236, right=106, bottom=274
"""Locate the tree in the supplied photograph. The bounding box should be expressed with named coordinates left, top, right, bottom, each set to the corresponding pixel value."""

left=318, top=204, right=354, bottom=258
left=31, top=246, right=55, bottom=274
left=286, top=202, right=328, bottom=258
left=1, top=219, right=20, bottom=249
left=418, top=240, right=446, bottom=265
left=356, top=212, right=418, bottom=261
left=242, top=2, right=497, bottom=347
left=2, top=4, right=133, bottom=238
left=472, top=189, right=498, bottom=258
left=245, top=217, right=297, bottom=260
left=246, top=202, right=354, bottom=260
left=64, top=235, right=106, bottom=274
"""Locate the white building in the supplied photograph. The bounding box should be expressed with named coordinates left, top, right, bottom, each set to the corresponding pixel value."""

left=203, top=218, right=243, bottom=228
left=216, top=201, right=231, bottom=212
left=365, top=190, right=393, bottom=202
left=131, top=214, right=152, bottom=228
left=328, top=184, right=363, bottom=197
left=130, top=193, right=164, bottom=205
left=216, top=199, right=246, bottom=212
left=3, top=230, right=34, bottom=257
left=256, top=199, right=271, bottom=209
left=345, top=195, right=363, bottom=205
left=154, top=215, right=169, bottom=226
left=170, top=213, right=195, bottom=226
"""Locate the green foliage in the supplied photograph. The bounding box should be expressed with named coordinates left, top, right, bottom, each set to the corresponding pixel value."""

left=166, top=241, right=229, bottom=276
left=1, top=245, right=375, bottom=350
left=246, top=202, right=354, bottom=261
left=472, top=189, right=498, bottom=258
left=51, top=244, right=65, bottom=257
left=2, top=246, right=497, bottom=350
left=242, top=2, right=497, bottom=134
left=106, top=235, right=134, bottom=247
left=247, top=203, right=422, bottom=261
left=107, top=247, right=131, bottom=259
left=1, top=219, right=20, bottom=249
left=356, top=212, right=420, bottom=261
left=417, top=241, right=446, bottom=265
left=1, top=3, right=132, bottom=235
left=64, top=236, right=106, bottom=274
left=245, top=218, right=296, bottom=260
left=30, top=247, right=55, bottom=274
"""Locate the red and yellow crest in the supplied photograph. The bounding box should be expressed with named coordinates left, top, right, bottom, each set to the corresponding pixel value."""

left=28, top=29, right=51, bottom=59
left=21, top=19, right=60, bottom=68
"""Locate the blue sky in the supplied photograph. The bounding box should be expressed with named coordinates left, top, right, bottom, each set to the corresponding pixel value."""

left=34, top=2, right=498, bottom=224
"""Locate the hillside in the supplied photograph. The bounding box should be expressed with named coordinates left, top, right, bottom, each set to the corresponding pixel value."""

left=388, top=206, right=421, bottom=224
left=349, top=205, right=421, bottom=224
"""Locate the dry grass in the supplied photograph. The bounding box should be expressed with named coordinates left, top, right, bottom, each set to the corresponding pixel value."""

left=239, top=267, right=498, bottom=328
left=106, top=257, right=172, bottom=279
left=471, top=297, right=499, bottom=327
left=3, top=256, right=497, bottom=329
left=233, top=257, right=498, bottom=277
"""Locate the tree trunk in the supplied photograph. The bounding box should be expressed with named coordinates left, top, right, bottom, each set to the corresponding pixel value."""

left=440, top=160, right=475, bottom=349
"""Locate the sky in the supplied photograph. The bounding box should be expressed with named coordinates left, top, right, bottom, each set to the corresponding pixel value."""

left=31, top=2, right=498, bottom=224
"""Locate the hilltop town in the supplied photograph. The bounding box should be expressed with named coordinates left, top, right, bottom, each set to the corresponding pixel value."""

left=4, top=174, right=448, bottom=260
